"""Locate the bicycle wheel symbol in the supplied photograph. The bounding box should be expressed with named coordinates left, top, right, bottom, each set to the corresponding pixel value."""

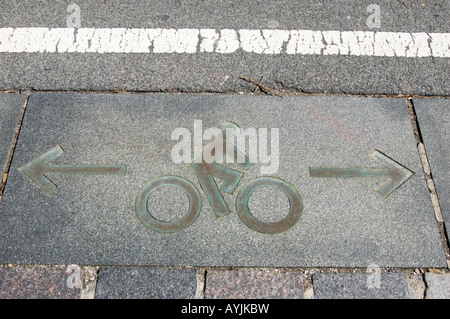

left=134, top=175, right=303, bottom=234
left=236, top=177, right=303, bottom=234
left=134, top=176, right=202, bottom=234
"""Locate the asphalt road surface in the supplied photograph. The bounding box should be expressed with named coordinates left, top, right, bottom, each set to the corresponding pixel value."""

left=0, top=0, right=449, bottom=95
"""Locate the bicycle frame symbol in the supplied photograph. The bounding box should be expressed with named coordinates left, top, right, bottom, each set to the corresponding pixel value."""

left=133, top=122, right=303, bottom=234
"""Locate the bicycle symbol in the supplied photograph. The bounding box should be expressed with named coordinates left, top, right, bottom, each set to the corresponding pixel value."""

left=133, top=122, right=303, bottom=234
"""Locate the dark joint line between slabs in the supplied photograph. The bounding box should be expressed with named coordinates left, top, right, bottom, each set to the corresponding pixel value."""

left=0, top=93, right=30, bottom=200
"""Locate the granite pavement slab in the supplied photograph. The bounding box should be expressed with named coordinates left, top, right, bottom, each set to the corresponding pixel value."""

left=414, top=98, right=450, bottom=239
left=0, top=93, right=445, bottom=267
left=312, top=273, right=410, bottom=299
left=95, top=267, right=197, bottom=299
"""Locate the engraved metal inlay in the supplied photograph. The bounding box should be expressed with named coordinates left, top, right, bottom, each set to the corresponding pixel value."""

left=134, top=122, right=303, bottom=234
left=309, top=149, right=414, bottom=198
left=18, top=145, right=126, bottom=195
left=17, top=130, right=414, bottom=235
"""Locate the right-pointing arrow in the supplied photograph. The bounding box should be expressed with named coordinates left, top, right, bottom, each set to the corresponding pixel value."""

left=309, top=149, right=414, bottom=198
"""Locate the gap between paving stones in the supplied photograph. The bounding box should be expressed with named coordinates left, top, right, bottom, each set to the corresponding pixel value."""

left=1, top=91, right=449, bottom=298
left=0, top=92, right=29, bottom=203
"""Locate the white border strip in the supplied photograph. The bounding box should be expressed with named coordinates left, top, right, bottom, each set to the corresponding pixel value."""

left=0, top=28, right=448, bottom=57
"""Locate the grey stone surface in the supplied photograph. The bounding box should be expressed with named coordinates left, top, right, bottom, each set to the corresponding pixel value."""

left=312, top=273, right=410, bottom=299
left=414, top=98, right=450, bottom=239
left=424, top=273, right=450, bottom=299
left=0, top=0, right=449, bottom=95
left=94, top=267, right=197, bottom=299
left=204, top=269, right=303, bottom=299
left=0, top=93, right=22, bottom=183
left=0, top=93, right=446, bottom=267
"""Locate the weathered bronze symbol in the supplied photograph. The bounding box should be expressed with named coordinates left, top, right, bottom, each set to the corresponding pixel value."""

left=18, top=145, right=126, bottom=195
left=18, top=125, right=414, bottom=235
left=134, top=122, right=303, bottom=234
left=309, top=149, right=414, bottom=198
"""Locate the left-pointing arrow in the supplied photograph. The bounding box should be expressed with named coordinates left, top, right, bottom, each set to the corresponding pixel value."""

left=18, top=145, right=126, bottom=195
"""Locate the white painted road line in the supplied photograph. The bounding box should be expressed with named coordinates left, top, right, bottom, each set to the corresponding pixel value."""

left=0, top=28, right=449, bottom=57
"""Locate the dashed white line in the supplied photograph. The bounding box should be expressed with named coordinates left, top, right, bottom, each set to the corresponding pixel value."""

left=0, top=28, right=448, bottom=57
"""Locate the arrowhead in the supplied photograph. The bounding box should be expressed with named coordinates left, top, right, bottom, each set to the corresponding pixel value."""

left=369, top=149, right=414, bottom=198
left=18, top=145, right=64, bottom=195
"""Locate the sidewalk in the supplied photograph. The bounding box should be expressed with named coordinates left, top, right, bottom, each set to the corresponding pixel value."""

left=0, top=92, right=449, bottom=299
left=0, top=0, right=449, bottom=301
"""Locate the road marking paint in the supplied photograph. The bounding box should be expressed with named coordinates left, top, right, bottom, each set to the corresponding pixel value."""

left=0, top=28, right=448, bottom=57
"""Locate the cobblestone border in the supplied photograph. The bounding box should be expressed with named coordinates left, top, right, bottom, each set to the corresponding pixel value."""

left=0, top=265, right=448, bottom=299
